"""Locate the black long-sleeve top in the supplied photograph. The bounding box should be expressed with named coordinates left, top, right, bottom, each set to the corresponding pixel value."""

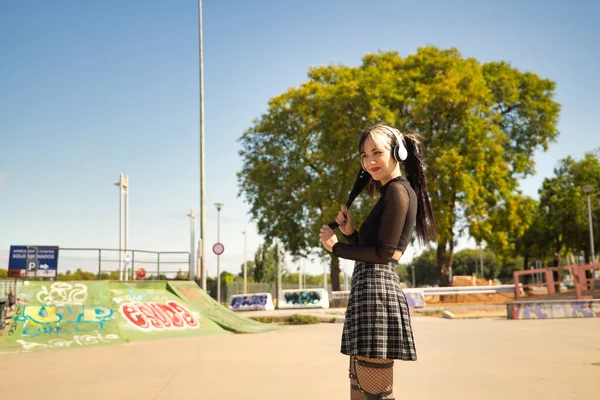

left=332, top=176, right=417, bottom=264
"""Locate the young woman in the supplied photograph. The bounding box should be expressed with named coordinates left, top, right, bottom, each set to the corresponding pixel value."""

left=319, top=124, right=437, bottom=400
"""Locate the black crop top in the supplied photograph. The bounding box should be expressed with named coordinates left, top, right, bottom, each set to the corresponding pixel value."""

left=332, top=176, right=417, bottom=264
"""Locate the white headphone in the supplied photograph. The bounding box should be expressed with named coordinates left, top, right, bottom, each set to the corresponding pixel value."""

left=383, top=125, right=408, bottom=162
left=362, top=125, right=408, bottom=171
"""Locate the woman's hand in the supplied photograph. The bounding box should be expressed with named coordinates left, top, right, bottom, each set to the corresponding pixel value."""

left=320, top=224, right=338, bottom=252
left=336, top=206, right=355, bottom=236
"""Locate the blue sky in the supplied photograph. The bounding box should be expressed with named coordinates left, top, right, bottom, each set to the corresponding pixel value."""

left=1, top=0, right=599, bottom=278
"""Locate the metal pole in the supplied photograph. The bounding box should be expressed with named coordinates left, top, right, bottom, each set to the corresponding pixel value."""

left=188, top=209, right=196, bottom=281
left=343, top=259, right=348, bottom=291
left=215, top=203, right=223, bottom=303
left=412, top=264, right=416, bottom=288
left=115, top=174, right=124, bottom=281
left=124, top=176, right=129, bottom=281
left=323, top=260, right=327, bottom=291
left=299, top=258, right=303, bottom=290
left=243, top=229, right=247, bottom=293
left=276, top=242, right=282, bottom=309
left=198, top=0, right=207, bottom=291
left=480, top=243, right=484, bottom=278
left=586, top=194, right=595, bottom=263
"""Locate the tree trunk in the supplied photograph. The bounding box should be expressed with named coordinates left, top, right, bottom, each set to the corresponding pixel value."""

left=436, top=240, right=455, bottom=286
left=330, top=254, right=341, bottom=291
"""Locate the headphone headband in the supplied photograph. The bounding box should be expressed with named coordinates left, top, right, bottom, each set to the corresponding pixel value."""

left=381, top=125, right=408, bottom=162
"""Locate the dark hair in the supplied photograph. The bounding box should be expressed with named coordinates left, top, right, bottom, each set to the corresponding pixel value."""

left=358, top=125, right=437, bottom=246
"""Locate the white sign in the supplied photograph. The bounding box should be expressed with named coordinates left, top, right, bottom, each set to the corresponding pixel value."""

left=212, top=243, right=224, bottom=255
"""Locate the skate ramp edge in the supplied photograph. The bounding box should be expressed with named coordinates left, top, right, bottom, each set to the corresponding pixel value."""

left=167, top=281, right=280, bottom=333
left=0, top=280, right=237, bottom=354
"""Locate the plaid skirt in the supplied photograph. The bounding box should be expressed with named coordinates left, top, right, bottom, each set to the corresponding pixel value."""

left=340, top=261, right=417, bottom=361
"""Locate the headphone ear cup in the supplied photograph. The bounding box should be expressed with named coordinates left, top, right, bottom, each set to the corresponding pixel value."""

left=397, top=142, right=408, bottom=161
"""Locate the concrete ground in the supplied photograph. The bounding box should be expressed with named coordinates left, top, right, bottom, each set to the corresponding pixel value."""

left=0, top=316, right=598, bottom=400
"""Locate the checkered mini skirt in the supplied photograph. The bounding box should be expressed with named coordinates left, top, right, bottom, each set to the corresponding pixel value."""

left=341, top=261, right=417, bottom=361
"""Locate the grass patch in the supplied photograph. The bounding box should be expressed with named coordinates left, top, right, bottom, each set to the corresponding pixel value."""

left=249, top=316, right=274, bottom=324
left=285, top=314, right=321, bottom=325
left=593, top=362, right=600, bottom=367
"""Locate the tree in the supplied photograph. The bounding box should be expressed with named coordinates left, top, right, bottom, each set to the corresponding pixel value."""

left=253, top=243, right=277, bottom=283
left=238, top=46, right=560, bottom=287
left=0, top=268, right=7, bottom=278
left=451, top=248, right=498, bottom=278
left=238, top=260, right=256, bottom=282
left=403, top=249, right=440, bottom=287
left=532, top=152, right=600, bottom=263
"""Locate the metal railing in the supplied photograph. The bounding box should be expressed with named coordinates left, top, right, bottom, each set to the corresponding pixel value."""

left=8, top=247, right=192, bottom=281
left=513, top=263, right=600, bottom=300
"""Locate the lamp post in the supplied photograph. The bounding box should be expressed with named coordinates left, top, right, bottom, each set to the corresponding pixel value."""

left=198, top=0, right=207, bottom=291
left=583, top=185, right=595, bottom=264
left=215, top=203, right=223, bottom=302
left=242, top=228, right=247, bottom=294
left=114, top=174, right=129, bottom=281
left=186, top=209, right=197, bottom=281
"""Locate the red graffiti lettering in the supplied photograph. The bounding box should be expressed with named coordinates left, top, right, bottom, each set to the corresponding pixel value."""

left=120, top=302, right=198, bottom=331
left=167, top=301, right=198, bottom=328
left=138, top=303, right=163, bottom=329
left=158, top=303, right=184, bottom=328
left=121, top=304, right=149, bottom=329
left=149, top=303, right=172, bottom=328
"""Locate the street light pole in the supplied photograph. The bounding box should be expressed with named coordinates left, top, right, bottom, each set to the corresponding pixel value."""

left=114, top=174, right=129, bottom=281
left=187, top=209, right=197, bottom=281
left=583, top=185, right=595, bottom=263
left=198, top=0, right=207, bottom=291
left=215, top=203, right=223, bottom=303
left=242, top=229, right=247, bottom=294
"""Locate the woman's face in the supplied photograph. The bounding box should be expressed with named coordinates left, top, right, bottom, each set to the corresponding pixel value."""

left=361, top=134, right=397, bottom=184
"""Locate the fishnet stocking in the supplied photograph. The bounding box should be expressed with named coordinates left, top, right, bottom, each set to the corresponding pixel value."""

left=349, top=356, right=362, bottom=400
left=349, top=356, right=394, bottom=399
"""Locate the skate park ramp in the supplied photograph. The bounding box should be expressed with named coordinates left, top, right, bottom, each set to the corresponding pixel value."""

left=0, top=280, right=274, bottom=354
left=167, top=281, right=279, bottom=333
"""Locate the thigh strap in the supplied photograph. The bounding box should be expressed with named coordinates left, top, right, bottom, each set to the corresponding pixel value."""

left=356, top=359, right=394, bottom=369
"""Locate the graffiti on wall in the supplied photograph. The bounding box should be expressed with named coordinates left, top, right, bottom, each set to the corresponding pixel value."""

left=512, top=301, right=600, bottom=319
left=230, top=293, right=273, bottom=311
left=284, top=290, right=321, bottom=305
left=12, top=304, right=113, bottom=337
left=9, top=283, right=116, bottom=339
left=16, top=331, right=119, bottom=350
left=119, top=301, right=199, bottom=331
left=36, top=282, right=88, bottom=306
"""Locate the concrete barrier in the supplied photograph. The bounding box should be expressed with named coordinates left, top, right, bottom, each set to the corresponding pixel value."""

left=508, top=300, right=600, bottom=319
left=402, top=289, right=426, bottom=308
left=279, top=289, right=329, bottom=309
left=229, top=293, right=274, bottom=311
left=330, top=291, right=350, bottom=308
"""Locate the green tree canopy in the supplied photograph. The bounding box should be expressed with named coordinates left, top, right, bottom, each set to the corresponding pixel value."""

left=530, top=151, right=600, bottom=264
left=238, top=260, right=256, bottom=281
left=253, top=243, right=277, bottom=283
left=238, top=46, right=560, bottom=287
